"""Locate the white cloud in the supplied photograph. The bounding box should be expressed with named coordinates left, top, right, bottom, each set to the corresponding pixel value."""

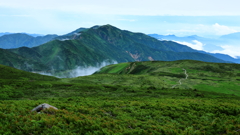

left=35, top=60, right=118, bottom=78
left=167, top=23, right=239, bottom=37
left=1, top=0, right=240, bottom=16
left=211, top=45, right=240, bottom=58
left=212, top=23, right=238, bottom=35
left=175, top=40, right=204, bottom=50
left=62, top=60, right=118, bottom=78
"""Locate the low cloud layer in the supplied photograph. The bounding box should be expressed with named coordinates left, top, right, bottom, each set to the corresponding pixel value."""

left=175, top=40, right=240, bottom=58
left=66, top=61, right=117, bottom=78
left=211, top=45, right=240, bottom=58
left=213, top=23, right=238, bottom=35
left=35, top=60, right=118, bottom=78
left=168, top=23, right=239, bottom=37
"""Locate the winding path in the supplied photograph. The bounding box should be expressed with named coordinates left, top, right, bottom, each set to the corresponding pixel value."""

left=172, top=68, right=188, bottom=88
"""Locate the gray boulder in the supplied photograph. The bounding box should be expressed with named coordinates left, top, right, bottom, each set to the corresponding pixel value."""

left=31, top=103, right=58, bottom=113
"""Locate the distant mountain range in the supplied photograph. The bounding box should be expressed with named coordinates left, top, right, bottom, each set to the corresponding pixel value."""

left=220, top=32, right=240, bottom=40
left=0, top=32, right=45, bottom=37
left=0, top=33, right=58, bottom=49
left=0, top=24, right=237, bottom=77
left=148, top=34, right=224, bottom=51
left=0, top=32, right=12, bottom=37
left=149, top=33, right=240, bottom=63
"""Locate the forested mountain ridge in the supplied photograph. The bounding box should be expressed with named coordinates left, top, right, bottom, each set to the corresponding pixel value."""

left=1, top=24, right=228, bottom=77
left=0, top=33, right=57, bottom=49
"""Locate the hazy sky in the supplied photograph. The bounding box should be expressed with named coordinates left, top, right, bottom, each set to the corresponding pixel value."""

left=1, top=0, right=240, bottom=36
left=1, top=0, right=240, bottom=57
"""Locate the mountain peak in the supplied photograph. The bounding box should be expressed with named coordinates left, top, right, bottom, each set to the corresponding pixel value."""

left=64, top=27, right=88, bottom=36
left=90, top=25, right=102, bottom=29
left=1, top=33, right=32, bottom=38
left=167, top=34, right=176, bottom=37
left=96, top=24, right=119, bottom=29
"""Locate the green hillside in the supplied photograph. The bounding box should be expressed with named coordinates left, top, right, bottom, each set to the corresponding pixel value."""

left=11, top=40, right=112, bottom=71
left=0, top=48, right=49, bottom=71
left=94, top=60, right=240, bottom=96
left=0, top=64, right=59, bottom=81
left=0, top=60, right=240, bottom=134
left=0, top=64, right=59, bottom=100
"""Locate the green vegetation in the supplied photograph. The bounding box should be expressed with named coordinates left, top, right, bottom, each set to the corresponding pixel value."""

left=1, top=60, right=240, bottom=134
left=1, top=97, right=240, bottom=134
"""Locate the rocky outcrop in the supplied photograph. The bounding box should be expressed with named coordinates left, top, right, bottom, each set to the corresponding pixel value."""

left=126, top=51, right=142, bottom=61
left=31, top=103, right=58, bottom=113
left=148, top=56, right=154, bottom=61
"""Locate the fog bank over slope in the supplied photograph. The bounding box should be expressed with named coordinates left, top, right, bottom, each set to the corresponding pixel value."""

left=35, top=60, right=118, bottom=78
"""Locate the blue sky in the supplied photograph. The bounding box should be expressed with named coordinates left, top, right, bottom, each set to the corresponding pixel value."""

left=1, top=0, right=240, bottom=36
left=1, top=0, right=240, bottom=57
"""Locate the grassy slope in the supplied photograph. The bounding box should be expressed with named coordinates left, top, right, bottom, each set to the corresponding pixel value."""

left=0, top=64, right=59, bottom=81
left=93, top=60, right=240, bottom=96
left=0, top=64, right=59, bottom=101
left=0, top=48, right=49, bottom=71
left=32, top=40, right=110, bottom=70
left=1, top=60, right=240, bottom=134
